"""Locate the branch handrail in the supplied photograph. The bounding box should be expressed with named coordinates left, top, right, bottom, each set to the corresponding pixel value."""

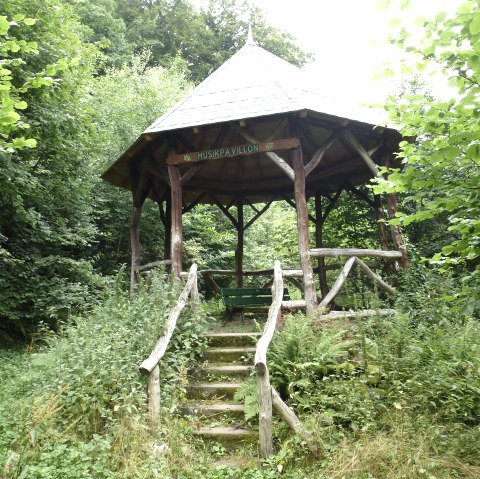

left=254, top=261, right=317, bottom=457
left=139, top=264, right=199, bottom=428
left=140, top=263, right=199, bottom=374
left=136, top=259, right=172, bottom=274
left=310, top=247, right=402, bottom=259
left=255, top=260, right=284, bottom=374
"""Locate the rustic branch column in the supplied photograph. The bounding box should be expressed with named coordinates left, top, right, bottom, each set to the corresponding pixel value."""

left=384, top=152, right=408, bottom=267
left=168, top=166, right=183, bottom=278
left=314, top=193, right=329, bottom=298
left=235, top=198, right=244, bottom=288
left=163, top=190, right=172, bottom=261
left=292, top=147, right=317, bottom=313
left=373, top=194, right=389, bottom=250
left=130, top=206, right=142, bottom=291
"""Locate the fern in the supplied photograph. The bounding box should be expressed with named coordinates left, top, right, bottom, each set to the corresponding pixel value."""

left=233, top=377, right=258, bottom=421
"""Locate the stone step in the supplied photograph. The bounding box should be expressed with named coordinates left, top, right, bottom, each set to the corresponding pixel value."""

left=179, top=401, right=245, bottom=418
left=203, top=346, right=256, bottom=362
left=197, top=364, right=254, bottom=380
left=186, top=382, right=242, bottom=400
left=204, top=332, right=261, bottom=347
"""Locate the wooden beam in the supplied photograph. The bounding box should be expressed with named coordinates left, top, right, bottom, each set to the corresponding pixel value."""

left=313, top=309, right=396, bottom=323
left=354, top=257, right=396, bottom=295
left=244, top=198, right=274, bottom=230
left=167, top=137, right=300, bottom=166
left=345, top=182, right=375, bottom=208
left=182, top=192, right=206, bottom=214
left=304, top=133, right=338, bottom=178
left=235, top=127, right=295, bottom=180
left=292, top=147, right=317, bottom=313
left=320, top=188, right=342, bottom=227
left=168, top=165, right=183, bottom=279
left=342, top=131, right=380, bottom=176
left=211, top=194, right=238, bottom=228
left=319, top=257, right=356, bottom=309
left=180, top=162, right=205, bottom=186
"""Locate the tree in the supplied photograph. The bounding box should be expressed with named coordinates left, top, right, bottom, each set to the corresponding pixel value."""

left=375, top=0, right=480, bottom=310
left=0, top=0, right=102, bottom=339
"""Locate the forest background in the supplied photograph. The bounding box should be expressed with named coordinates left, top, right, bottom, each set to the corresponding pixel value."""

left=1, top=1, right=480, bottom=478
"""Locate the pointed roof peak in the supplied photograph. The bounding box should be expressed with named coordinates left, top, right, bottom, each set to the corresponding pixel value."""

left=245, top=24, right=256, bottom=46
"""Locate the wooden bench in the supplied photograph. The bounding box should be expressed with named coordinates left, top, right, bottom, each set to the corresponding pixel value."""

left=220, top=287, right=290, bottom=321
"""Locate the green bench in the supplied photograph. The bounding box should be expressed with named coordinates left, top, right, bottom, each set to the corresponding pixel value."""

left=220, top=287, right=290, bottom=321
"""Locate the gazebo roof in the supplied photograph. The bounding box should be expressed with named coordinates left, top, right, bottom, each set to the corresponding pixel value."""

left=102, top=36, right=402, bottom=206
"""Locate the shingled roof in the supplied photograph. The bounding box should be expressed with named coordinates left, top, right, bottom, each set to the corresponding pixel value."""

left=102, top=34, right=401, bottom=205
left=144, top=36, right=381, bottom=134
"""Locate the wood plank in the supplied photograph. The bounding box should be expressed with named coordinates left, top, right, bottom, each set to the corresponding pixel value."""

left=167, top=138, right=300, bottom=165
left=310, top=248, right=402, bottom=258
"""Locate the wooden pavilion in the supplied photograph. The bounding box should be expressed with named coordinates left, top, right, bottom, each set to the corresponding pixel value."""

left=102, top=33, right=406, bottom=313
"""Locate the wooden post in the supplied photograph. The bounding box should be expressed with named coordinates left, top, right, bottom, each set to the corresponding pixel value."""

left=314, top=193, right=329, bottom=298
left=383, top=152, right=408, bottom=268
left=235, top=198, right=244, bottom=288
left=374, top=194, right=389, bottom=250
left=292, top=147, right=317, bottom=313
left=163, top=190, right=172, bottom=261
left=168, top=166, right=183, bottom=279
left=257, top=369, right=273, bottom=457
left=130, top=206, right=141, bottom=291
left=148, top=364, right=160, bottom=430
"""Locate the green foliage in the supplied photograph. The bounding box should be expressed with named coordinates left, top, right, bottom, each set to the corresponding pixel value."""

left=0, top=270, right=208, bottom=478
left=375, top=0, right=480, bottom=309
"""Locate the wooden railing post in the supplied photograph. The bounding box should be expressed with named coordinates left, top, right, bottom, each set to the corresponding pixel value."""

left=148, top=365, right=160, bottom=429
left=140, top=264, right=198, bottom=431
left=257, top=368, right=273, bottom=457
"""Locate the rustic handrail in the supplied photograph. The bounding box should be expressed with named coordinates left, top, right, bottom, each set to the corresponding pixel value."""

left=310, top=247, right=402, bottom=259
left=136, top=259, right=172, bottom=273
left=139, top=263, right=199, bottom=429
left=317, top=253, right=397, bottom=310
left=255, top=260, right=283, bottom=457
left=255, top=260, right=317, bottom=457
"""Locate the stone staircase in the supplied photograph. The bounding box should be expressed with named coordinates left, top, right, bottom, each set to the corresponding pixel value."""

left=181, top=331, right=261, bottom=446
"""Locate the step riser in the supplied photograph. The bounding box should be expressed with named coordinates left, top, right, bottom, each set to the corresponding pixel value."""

left=186, top=385, right=239, bottom=400
left=203, top=350, right=254, bottom=363
left=179, top=407, right=245, bottom=420
left=192, top=366, right=254, bottom=381
left=205, top=335, right=260, bottom=347
left=195, top=433, right=256, bottom=449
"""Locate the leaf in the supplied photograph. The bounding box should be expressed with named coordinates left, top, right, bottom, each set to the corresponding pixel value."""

left=0, top=16, right=10, bottom=35
left=469, top=15, right=480, bottom=35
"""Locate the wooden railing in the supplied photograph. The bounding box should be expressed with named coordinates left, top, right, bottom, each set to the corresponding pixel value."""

left=310, top=248, right=400, bottom=310
left=139, top=263, right=199, bottom=428
left=255, top=260, right=316, bottom=457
